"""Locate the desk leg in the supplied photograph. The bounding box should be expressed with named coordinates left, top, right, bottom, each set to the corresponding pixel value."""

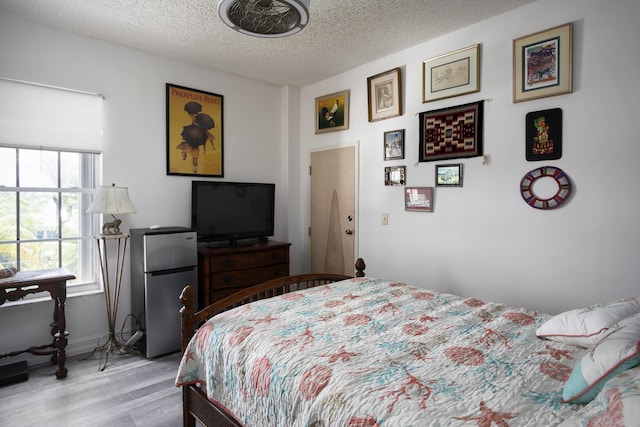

left=51, top=292, right=68, bottom=379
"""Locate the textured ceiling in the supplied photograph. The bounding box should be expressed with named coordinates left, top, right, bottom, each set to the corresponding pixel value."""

left=0, top=0, right=534, bottom=87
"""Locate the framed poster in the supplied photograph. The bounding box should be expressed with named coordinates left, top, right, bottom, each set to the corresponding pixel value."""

left=315, top=90, right=349, bottom=133
left=422, top=44, right=480, bottom=103
left=526, top=108, right=562, bottom=161
left=368, top=67, right=402, bottom=122
left=513, top=23, right=573, bottom=102
left=436, top=164, right=463, bottom=187
left=418, top=101, right=483, bottom=162
left=166, top=83, right=223, bottom=177
left=405, top=187, right=433, bottom=212
left=383, top=129, right=405, bottom=160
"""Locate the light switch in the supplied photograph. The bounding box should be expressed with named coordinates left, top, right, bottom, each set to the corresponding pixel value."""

left=382, top=213, right=388, bottom=225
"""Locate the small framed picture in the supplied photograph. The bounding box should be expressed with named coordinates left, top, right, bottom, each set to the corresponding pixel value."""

left=422, top=44, right=480, bottom=103
left=526, top=108, right=562, bottom=161
left=436, top=164, right=463, bottom=187
left=513, top=22, right=573, bottom=103
left=315, top=90, right=349, bottom=133
left=405, top=187, right=433, bottom=212
left=383, top=129, right=405, bottom=160
left=384, top=166, right=406, bottom=186
left=367, top=67, right=402, bottom=122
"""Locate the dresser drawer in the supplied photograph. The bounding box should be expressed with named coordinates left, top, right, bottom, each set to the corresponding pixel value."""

left=211, top=262, right=289, bottom=289
left=210, top=247, right=289, bottom=271
left=197, top=240, right=291, bottom=309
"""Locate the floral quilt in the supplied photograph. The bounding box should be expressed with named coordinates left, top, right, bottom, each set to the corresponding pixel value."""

left=176, top=277, right=599, bottom=426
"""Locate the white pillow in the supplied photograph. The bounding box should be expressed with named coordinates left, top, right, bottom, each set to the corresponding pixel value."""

left=562, top=312, right=640, bottom=404
left=536, top=297, right=640, bottom=347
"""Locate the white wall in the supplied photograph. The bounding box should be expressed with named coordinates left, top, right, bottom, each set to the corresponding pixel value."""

left=0, top=14, right=286, bottom=362
left=296, top=0, right=640, bottom=314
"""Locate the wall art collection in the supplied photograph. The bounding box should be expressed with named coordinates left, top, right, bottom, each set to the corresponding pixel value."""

left=369, top=22, right=572, bottom=212
left=166, top=21, right=576, bottom=212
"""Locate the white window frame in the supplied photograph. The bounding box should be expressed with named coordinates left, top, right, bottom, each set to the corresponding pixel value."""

left=0, top=145, right=102, bottom=301
left=0, top=77, right=104, bottom=303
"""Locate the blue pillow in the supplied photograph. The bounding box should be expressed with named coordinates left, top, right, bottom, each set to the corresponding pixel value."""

left=563, top=313, right=640, bottom=404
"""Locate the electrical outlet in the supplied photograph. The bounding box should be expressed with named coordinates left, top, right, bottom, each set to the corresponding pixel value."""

left=382, top=213, right=388, bottom=225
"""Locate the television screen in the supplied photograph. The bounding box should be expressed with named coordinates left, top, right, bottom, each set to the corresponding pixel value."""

left=191, top=181, right=275, bottom=246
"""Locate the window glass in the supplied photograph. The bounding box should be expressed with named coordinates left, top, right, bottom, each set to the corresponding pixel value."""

left=0, top=192, right=17, bottom=240
left=0, top=147, right=16, bottom=187
left=0, top=147, right=101, bottom=292
left=61, top=151, right=81, bottom=188
left=20, top=240, right=60, bottom=271
left=20, top=191, right=60, bottom=240
left=18, top=149, right=59, bottom=188
left=61, top=192, right=81, bottom=238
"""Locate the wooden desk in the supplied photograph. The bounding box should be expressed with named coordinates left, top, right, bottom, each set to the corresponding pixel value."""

left=0, top=268, right=75, bottom=379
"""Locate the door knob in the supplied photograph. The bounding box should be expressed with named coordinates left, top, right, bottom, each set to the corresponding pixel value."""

left=345, top=229, right=353, bottom=235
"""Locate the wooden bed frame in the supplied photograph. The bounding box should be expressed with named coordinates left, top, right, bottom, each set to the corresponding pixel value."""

left=179, top=258, right=367, bottom=427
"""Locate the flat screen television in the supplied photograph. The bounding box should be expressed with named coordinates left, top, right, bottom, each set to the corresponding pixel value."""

left=191, top=181, right=275, bottom=246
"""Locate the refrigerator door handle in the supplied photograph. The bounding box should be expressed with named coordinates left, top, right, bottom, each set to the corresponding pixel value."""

left=150, top=266, right=196, bottom=276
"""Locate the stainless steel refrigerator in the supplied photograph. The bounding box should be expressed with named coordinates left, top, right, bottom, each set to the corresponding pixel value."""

left=130, top=227, right=197, bottom=358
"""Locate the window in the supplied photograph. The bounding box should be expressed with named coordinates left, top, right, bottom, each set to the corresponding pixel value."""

left=0, top=77, right=104, bottom=296
left=0, top=147, right=100, bottom=292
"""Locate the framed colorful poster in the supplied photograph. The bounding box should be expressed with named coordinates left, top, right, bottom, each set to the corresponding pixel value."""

left=418, top=101, right=483, bottom=162
left=513, top=23, right=573, bottom=102
left=315, top=90, right=349, bottom=133
left=526, top=108, right=562, bottom=161
left=166, top=83, right=223, bottom=177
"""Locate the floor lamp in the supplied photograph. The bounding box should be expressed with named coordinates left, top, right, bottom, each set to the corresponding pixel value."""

left=85, top=183, right=137, bottom=370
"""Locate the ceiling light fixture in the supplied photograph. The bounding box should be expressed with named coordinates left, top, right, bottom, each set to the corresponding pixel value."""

left=217, top=0, right=310, bottom=38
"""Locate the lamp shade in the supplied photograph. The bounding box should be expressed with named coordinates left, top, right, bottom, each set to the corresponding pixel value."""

left=87, top=183, right=136, bottom=215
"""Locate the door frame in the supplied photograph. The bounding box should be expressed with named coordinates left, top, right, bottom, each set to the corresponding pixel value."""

left=308, top=141, right=359, bottom=274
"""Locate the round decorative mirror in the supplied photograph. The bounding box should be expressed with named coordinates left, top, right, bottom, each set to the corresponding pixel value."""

left=520, top=166, right=572, bottom=209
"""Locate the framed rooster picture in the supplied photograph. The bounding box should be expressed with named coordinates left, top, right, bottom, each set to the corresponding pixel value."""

left=315, top=90, right=349, bottom=134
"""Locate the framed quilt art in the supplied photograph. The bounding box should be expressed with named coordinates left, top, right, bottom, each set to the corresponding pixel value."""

left=418, top=101, right=483, bottom=162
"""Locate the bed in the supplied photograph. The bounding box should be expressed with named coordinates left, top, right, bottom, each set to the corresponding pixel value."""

left=176, top=258, right=640, bottom=426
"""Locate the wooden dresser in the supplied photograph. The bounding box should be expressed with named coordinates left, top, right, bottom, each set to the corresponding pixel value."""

left=197, top=240, right=291, bottom=309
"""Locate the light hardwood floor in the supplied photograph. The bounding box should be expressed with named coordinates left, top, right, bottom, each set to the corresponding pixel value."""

left=0, top=350, right=184, bottom=426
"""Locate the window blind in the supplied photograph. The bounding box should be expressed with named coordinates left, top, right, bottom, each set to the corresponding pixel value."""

left=0, top=77, right=103, bottom=152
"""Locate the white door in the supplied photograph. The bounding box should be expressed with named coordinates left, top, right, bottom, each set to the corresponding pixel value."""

left=309, top=143, right=358, bottom=275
